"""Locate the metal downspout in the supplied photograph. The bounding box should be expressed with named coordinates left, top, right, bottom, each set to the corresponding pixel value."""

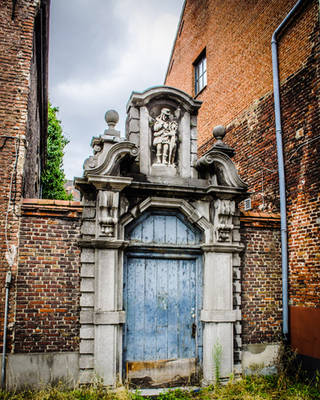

left=271, top=0, right=305, bottom=339
left=1, top=271, right=12, bottom=389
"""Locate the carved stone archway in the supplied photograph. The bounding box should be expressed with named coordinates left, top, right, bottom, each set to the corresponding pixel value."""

left=75, top=86, right=247, bottom=386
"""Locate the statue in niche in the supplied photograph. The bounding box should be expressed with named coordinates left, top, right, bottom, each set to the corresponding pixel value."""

left=152, top=107, right=179, bottom=165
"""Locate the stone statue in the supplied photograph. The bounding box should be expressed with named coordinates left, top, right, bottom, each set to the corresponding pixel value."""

left=153, top=108, right=178, bottom=165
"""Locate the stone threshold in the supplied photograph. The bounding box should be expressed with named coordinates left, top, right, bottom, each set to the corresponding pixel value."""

left=131, top=387, right=200, bottom=397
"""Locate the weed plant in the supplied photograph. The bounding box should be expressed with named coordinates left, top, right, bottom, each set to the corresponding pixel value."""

left=0, top=373, right=319, bottom=400
left=1, top=348, right=320, bottom=400
left=212, top=341, right=223, bottom=387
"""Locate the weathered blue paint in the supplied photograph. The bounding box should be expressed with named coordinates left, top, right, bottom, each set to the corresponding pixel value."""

left=124, top=211, right=203, bottom=371
left=125, top=211, right=202, bottom=245
left=124, top=255, right=202, bottom=362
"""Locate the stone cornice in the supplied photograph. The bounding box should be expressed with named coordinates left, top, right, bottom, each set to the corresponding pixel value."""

left=86, top=175, right=133, bottom=191
left=78, top=239, right=129, bottom=249
left=21, top=199, right=82, bottom=218
left=127, top=85, right=202, bottom=113
left=201, top=243, right=245, bottom=253
left=240, top=211, right=280, bottom=228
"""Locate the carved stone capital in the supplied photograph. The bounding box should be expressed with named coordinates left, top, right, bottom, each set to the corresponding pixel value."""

left=87, top=175, right=132, bottom=191
left=97, top=190, right=119, bottom=238
left=213, top=198, right=235, bottom=243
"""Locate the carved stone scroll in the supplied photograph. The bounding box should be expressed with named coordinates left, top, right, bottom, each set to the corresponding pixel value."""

left=98, top=191, right=119, bottom=237
left=213, top=199, right=235, bottom=242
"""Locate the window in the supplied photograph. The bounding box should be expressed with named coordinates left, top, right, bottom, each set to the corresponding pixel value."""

left=194, top=50, right=207, bottom=95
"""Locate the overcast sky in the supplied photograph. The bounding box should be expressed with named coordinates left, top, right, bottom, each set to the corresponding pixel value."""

left=49, top=0, right=184, bottom=179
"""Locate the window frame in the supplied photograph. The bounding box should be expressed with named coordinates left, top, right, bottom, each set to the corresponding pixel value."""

left=193, top=49, right=207, bottom=96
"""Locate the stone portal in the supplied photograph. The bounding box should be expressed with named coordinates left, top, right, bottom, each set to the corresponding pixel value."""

left=75, top=86, right=247, bottom=386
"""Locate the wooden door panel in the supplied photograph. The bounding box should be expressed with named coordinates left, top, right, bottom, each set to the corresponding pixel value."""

left=124, top=211, right=202, bottom=387
left=126, top=212, right=202, bottom=245
left=124, top=254, right=201, bottom=387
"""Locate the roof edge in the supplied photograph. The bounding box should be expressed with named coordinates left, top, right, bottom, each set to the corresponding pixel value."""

left=164, top=0, right=186, bottom=83
left=126, top=85, right=202, bottom=113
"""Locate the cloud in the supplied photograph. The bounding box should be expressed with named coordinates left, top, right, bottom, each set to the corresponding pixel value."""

left=49, top=0, right=184, bottom=179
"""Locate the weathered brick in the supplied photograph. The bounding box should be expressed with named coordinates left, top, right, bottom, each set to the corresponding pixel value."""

left=166, top=0, right=320, bottom=345
left=14, top=202, right=81, bottom=353
left=0, top=0, right=40, bottom=352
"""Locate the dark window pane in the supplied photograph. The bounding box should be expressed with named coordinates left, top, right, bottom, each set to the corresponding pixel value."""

left=194, top=53, right=207, bottom=95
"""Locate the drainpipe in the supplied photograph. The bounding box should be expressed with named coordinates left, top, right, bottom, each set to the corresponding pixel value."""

left=271, top=0, right=305, bottom=339
left=1, top=271, right=12, bottom=389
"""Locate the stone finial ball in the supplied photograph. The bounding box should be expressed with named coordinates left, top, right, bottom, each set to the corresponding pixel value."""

left=212, top=125, right=226, bottom=141
left=105, top=109, right=119, bottom=128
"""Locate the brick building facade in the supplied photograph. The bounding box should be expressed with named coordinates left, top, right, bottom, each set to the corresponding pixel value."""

left=0, top=0, right=49, bottom=358
left=0, top=0, right=318, bottom=389
left=0, top=0, right=53, bottom=387
left=15, top=199, right=81, bottom=354
left=165, top=0, right=320, bottom=369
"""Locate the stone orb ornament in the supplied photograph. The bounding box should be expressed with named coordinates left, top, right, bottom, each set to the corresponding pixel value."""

left=212, top=125, right=226, bottom=143
left=105, top=109, right=119, bottom=129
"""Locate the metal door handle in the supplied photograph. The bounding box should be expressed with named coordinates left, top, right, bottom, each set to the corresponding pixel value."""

left=192, top=323, right=196, bottom=338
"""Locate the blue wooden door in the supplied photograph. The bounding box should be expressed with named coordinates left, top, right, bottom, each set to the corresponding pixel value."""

left=124, top=212, right=202, bottom=387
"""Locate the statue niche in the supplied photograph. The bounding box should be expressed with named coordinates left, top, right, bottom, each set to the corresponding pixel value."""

left=152, top=107, right=180, bottom=166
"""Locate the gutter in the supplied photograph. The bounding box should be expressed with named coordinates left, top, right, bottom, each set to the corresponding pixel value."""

left=271, top=0, right=307, bottom=339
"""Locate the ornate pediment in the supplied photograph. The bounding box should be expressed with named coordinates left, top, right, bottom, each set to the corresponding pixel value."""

left=84, top=141, right=138, bottom=177
left=83, top=110, right=139, bottom=177
left=127, top=86, right=201, bottom=179
left=195, top=126, right=247, bottom=190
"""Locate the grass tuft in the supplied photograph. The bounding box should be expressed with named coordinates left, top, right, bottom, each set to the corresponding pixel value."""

left=0, top=373, right=319, bottom=400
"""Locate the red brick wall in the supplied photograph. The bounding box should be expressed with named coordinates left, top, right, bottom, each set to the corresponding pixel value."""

left=222, top=31, right=320, bottom=329
left=166, top=0, right=320, bottom=358
left=14, top=200, right=82, bottom=352
left=165, top=0, right=317, bottom=148
left=215, top=27, right=319, bottom=355
left=0, top=0, right=39, bottom=352
left=240, top=212, right=282, bottom=344
left=13, top=201, right=282, bottom=353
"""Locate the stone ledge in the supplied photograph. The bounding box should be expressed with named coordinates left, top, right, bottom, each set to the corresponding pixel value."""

left=78, top=239, right=129, bottom=249
left=240, top=211, right=280, bottom=228
left=94, top=311, right=126, bottom=325
left=201, top=243, right=244, bottom=253
left=23, top=198, right=81, bottom=206
left=201, top=309, right=241, bottom=322
left=22, top=198, right=82, bottom=218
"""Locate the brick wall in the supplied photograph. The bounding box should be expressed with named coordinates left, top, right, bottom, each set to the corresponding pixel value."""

left=12, top=200, right=282, bottom=353
left=165, top=0, right=318, bottom=147
left=166, top=0, right=319, bottom=215
left=14, top=200, right=82, bottom=352
left=166, top=0, right=320, bottom=360
left=240, top=212, right=282, bottom=344
left=214, top=25, right=319, bottom=357
left=208, top=25, right=320, bottom=324
left=0, top=0, right=39, bottom=352
left=10, top=202, right=283, bottom=355
left=201, top=14, right=319, bottom=214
